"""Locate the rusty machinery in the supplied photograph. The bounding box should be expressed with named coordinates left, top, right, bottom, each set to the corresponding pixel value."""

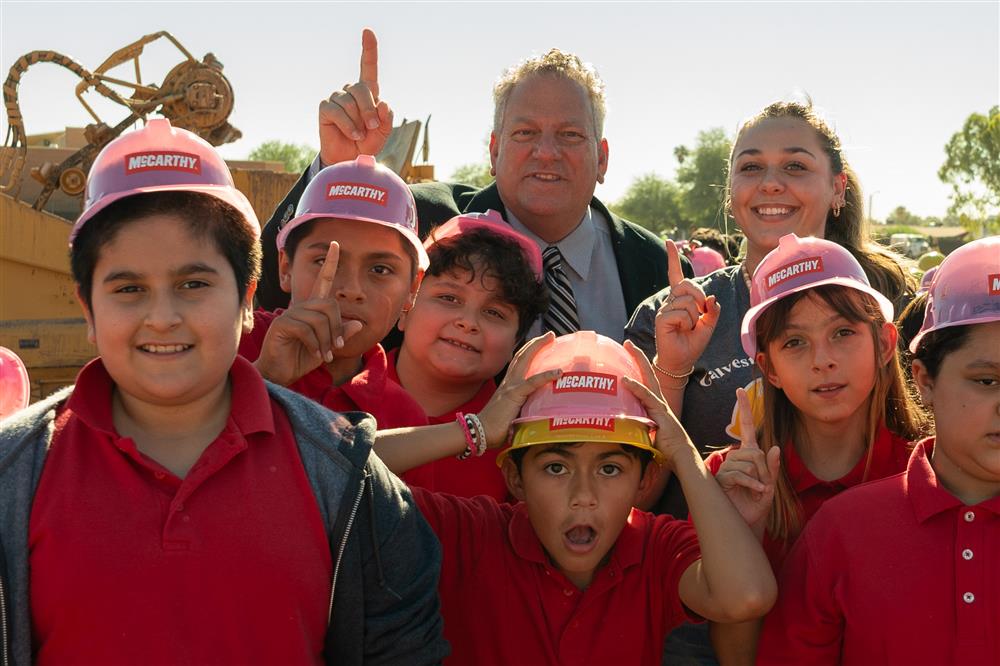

left=1, top=30, right=241, bottom=212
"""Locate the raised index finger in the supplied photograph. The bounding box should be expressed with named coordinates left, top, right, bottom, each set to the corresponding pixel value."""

left=735, top=388, right=759, bottom=450
left=665, top=239, right=684, bottom=288
left=310, top=242, right=340, bottom=300
left=359, top=28, right=379, bottom=99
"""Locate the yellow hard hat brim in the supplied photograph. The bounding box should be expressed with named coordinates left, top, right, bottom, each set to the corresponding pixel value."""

left=497, top=417, right=662, bottom=466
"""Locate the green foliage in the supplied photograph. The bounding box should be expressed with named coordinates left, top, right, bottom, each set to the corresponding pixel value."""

left=449, top=161, right=494, bottom=188
left=674, top=128, right=733, bottom=233
left=938, top=106, right=1000, bottom=229
left=610, top=173, right=686, bottom=236
left=248, top=140, right=316, bottom=173
left=884, top=206, right=924, bottom=227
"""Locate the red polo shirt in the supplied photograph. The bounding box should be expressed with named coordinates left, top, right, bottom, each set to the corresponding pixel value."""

left=413, top=489, right=702, bottom=665
left=240, top=309, right=411, bottom=429
left=29, top=356, right=332, bottom=665
left=705, top=423, right=911, bottom=571
left=758, top=440, right=1000, bottom=665
left=383, top=349, right=508, bottom=501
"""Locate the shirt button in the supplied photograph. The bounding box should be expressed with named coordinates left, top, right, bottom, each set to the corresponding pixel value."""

left=182, top=515, right=191, bottom=523
left=964, top=511, right=975, bottom=522
left=154, top=472, right=165, bottom=480
left=175, top=504, right=184, bottom=512
left=963, top=592, right=975, bottom=604
left=563, top=589, right=573, bottom=596
left=962, top=549, right=974, bottom=561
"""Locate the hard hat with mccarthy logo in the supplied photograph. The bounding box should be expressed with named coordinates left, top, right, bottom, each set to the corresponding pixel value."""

left=740, top=234, right=895, bottom=357
left=909, top=236, right=1000, bottom=352
left=276, top=154, right=428, bottom=269
left=71, top=117, right=259, bottom=244
left=498, top=331, right=661, bottom=465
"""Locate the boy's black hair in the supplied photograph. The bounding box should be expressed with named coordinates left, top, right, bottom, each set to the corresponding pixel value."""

left=283, top=217, right=419, bottom=279
left=508, top=442, right=654, bottom=476
left=71, top=191, right=262, bottom=309
left=913, top=324, right=973, bottom=380
left=426, top=227, right=548, bottom=340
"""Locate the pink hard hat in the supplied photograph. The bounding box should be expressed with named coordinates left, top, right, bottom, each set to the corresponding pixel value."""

left=500, top=331, right=659, bottom=462
left=71, top=118, right=259, bottom=244
left=425, top=209, right=543, bottom=281
left=0, top=346, right=30, bottom=420
left=276, top=155, right=428, bottom=269
left=909, top=236, right=1000, bottom=352
left=918, top=265, right=938, bottom=295
left=741, top=234, right=895, bottom=357
left=688, top=246, right=727, bottom=277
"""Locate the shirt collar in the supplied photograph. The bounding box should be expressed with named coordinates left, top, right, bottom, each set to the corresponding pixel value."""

left=783, top=422, right=903, bottom=494
left=65, top=355, right=275, bottom=439
left=908, top=438, right=1000, bottom=522
left=505, top=207, right=597, bottom=281
left=339, top=345, right=396, bottom=404
left=508, top=503, right=645, bottom=573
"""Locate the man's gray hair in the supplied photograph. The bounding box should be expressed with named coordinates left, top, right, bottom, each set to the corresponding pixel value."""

left=492, top=49, right=607, bottom=138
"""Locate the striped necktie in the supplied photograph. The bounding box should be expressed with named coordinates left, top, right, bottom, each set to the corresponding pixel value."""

left=542, top=246, right=580, bottom=336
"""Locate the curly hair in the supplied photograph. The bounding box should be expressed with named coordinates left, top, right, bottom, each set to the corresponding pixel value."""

left=426, top=227, right=548, bottom=340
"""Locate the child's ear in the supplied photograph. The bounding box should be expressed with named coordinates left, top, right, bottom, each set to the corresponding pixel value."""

left=407, top=269, right=424, bottom=308
left=241, top=281, right=258, bottom=335
left=911, top=359, right=935, bottom=407
left=277, top=249, right=293, bottom=294
left=502, top=457, right=526, bottom=501
left=76, top=286, right=96, bottom=345
left=877, top=322, right=899, bottom=366
left=757, top=352, right=781, bottom=389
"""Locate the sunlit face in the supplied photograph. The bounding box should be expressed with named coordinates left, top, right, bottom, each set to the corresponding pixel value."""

left=490, top=74, right=609, bottom=232
left=503, top=442, right=649, bottom=590
left=913, top=322, right=1000, bottom=502
left=730, top=116, right=846, bottom=262
left=278, top=218, right=420, bottom=358
left=397, top=267, right=520, bottom=384
left=80, top=214, right=252, bottom=409
left=760, top=292, right=894, bottom=431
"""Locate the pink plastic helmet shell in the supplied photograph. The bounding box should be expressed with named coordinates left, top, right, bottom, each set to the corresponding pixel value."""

left=276, top=155, right=428, bottom=269
left=741, top=234, right=894, bottom=357
left=917, top=265, right=938, bottom=295
left=424, top=209, right=543, bottom=281
left=688, top=246, right=726, bottom=277
left=909, top=236, right=1000, bottom=352
left=514, top=331, right=654, bottom=428
left=0, top=346, right=30, bottom=419
left=70, top=118, right=259, bottom=244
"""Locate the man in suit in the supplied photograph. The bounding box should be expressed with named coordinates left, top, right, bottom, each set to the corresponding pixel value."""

left=258, top=30, right=687, bottom=342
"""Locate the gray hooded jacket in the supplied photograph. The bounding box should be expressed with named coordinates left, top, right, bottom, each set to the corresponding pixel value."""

left=0, top=381, right=447, bottom=665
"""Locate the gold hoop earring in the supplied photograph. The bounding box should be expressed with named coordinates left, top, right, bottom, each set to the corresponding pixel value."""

left=832, top=202, right=842, bottom=218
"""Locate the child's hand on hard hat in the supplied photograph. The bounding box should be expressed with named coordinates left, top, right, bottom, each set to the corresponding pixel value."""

left=621, top=339, right=698, bottom=470
left=478, top=332, right=561, bottom=449
left=653, top=240, right=720, bottom=387
left=254, top=242, right=364, bottom=386
left=715, top=388, right=780, bottom=536
left=317, top=28, right=394, bottom=167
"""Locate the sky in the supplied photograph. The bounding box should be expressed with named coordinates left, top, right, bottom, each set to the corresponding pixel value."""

left=1, top=1, right=998, bottom=221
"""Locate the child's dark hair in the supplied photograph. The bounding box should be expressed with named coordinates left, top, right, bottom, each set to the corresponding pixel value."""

left=284, top=218, right=419, bottom=279
left=71, top=191, right=262, bottom=308
left=913, top=325, right=973, bottom=380
left=426, top=227, right=548, bottom=340
left=508, top=443, right=654, bottom=476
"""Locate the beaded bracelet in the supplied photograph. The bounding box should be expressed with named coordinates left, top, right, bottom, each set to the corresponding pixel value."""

left=652, top=356, right=694, bottom=378
left=467, top=413, right=488, bottom=457
left=455, top=412, right=476, bottom=460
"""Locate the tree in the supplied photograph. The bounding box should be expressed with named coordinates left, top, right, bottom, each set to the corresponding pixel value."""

left=884, top=205, right=924, bottom=227
left=938, top=106, right=1000, bottom=233
left=611, top=173, right=687, bottom=236
left=674, top=128, right=732, bottom=233
left=248, top=140, right=316, bottom=173
left=448, top=161, right=494, bottom=188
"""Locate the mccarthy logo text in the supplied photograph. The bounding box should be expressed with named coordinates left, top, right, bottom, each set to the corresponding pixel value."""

left=552, top=372, right=617, bottom=395
left=326, top=182, right=388, bottom=205
left=550, top=416, right=615, bottom=431
left=989, top=273, right=1000, bottom=295
left=125, top=152, right=201, bottom=174
left=767, top=257, right=823, bottom=290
